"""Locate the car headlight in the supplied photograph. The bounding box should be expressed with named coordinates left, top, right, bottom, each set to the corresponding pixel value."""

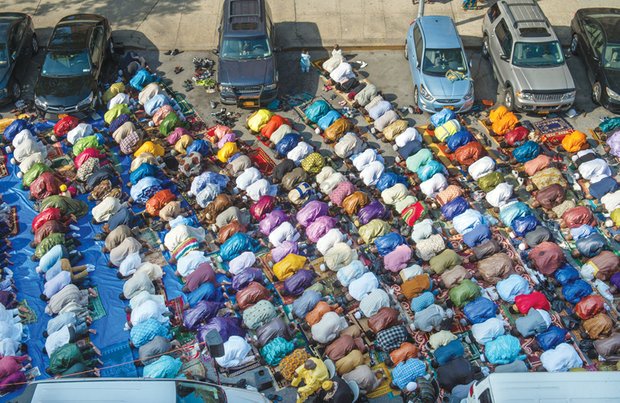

left=34, top=96, right=47, bottom=109
left=463, top=84, right=474, bottom=101
left=0, top=88, right=7, bottom=97
left=77, top=92, right=94, bottom=108
left=419, top=84, right=433, bottom=101
left=516, top=91, right=534, bottom=101
left=607, top=88, right=620, bottom=101
left=219, top=85, right=233, bottom=93
left=561, top=90, right=576, bottom=100
left=264, top=83, right=277, bottom=90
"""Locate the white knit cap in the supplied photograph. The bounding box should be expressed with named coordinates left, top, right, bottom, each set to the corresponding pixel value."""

left=406, top=382, right=417, bottom=392
left=354, top=311, right=362, bottom=319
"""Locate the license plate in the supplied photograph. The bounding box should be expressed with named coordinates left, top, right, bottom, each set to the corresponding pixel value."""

left=445, top=106, right=455, bottom=110
left=243, top=101, right=257, bottom=107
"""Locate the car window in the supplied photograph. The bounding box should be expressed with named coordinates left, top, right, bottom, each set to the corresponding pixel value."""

left=603, top=43, right=620, bottom=70
left=90, top=27, right=104, bottom=65
left=512, top=41, right=565, bottom=67
left=583, top=20, right=604, bottom=58
left=16, top=20, right=27, bottom=42
left=0, top=43, right=8, bottom=65
left=423, top=48, right=467, bottom=75
left=487, top=3, right=500, bottom=23
left=479, top=389, right=493, bottom=403
left=220, top=37, right=272, bottom=60
left=41, top=51, right=91, bottom=77
left=413, top=25, right=423, bottom=60
left=9, top=26, right=19, bottom=55
left=176, top=381, right=225, bottom=403
left=495, top=19, right=513, bottom=58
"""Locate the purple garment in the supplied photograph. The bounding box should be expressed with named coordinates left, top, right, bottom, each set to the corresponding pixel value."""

left=217, top=132, right=237, bottom=149
left=296, top=201, right=329, bottom=227
left=183, top=300, right=223, bottom=330
left=283, top=269, right=316, bottom=296
left=231, top=267, right=264, bottom=291
left=606, top=130, right=620, bottom=157
left=357, top=200, right=387, bottom=225
left=166, top=127, right=191, bottom=145
left=198, top=316, right=245, bottom=343
left=271, top=241, right=299, bottom=263
left=306, top=216, right=337, bottom=243
left=259, top=210, right=289, bottom=236
left=610, top=272, right=620, bottom=289
left=384, top=244, right=413, bottom=272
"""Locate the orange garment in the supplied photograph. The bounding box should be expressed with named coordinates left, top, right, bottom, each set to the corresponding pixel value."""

left=145, top=189, right=176, bottom=216
left=305, top=301, right=334, bottom=326
left=491, top=112, right=519, bottom=135
left=342, top=191, right=370, bottom=216
left=400, top=274, right=431, bottom=299
left=488, top=105, right=508, bottom=123
left=561, top=130, right=588, bottom=153
left=389, top=342, right=419, bottom=366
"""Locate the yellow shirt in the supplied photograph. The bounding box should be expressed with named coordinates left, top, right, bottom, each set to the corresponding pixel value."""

left=134, top=141, right=164, bottom=158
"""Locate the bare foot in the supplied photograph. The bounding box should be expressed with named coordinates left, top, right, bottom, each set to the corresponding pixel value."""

left=89, top=329, right=97, bottom=335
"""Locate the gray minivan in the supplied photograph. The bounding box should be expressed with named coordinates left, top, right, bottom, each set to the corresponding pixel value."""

left=217, top=0, right=278, bottom=107
left=13, top=378, right=271, bottom=403
left=482, top=0, right=576, bottom=112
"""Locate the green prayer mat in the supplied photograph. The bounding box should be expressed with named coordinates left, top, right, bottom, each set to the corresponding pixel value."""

left=88, top=286, right=106, bottom=321
left=18, top=299, right=37, bottom=324
left=171, top=326, right=196, bottom=346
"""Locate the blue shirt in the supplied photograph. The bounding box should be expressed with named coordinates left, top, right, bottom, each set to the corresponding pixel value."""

left=391, top=358, right=427, bottom=389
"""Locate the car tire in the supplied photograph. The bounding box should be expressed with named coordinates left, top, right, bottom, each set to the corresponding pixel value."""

left=10, top=79, right=21, bottom=101
left=592, top=82, right=602, bottom=105
left=503, top=85, right=515, bottom=111
left=413, top=86, right=419, bottom=109
left=108, top=37, right=114, bottom=55
left=31, top=34, right=39, bottom=55
left=570, top=34, right=578, bottom=56
left=482, top=35, right=490, bottom=59
left=404, top=40, right=408, bottom=60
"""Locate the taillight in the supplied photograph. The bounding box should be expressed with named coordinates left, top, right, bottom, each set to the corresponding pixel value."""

left=469, top=384, right=475, bottom=397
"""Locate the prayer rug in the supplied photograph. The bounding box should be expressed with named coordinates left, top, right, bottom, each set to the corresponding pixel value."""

left=170, top=325, right=196, bottom=346
left=17, top=299, right=37, bottom=325
left=167, top=296, right=186, bottom=327
left=0, top=150, right=7, bottom=178
left=367, top=362, right=398, bottom=399
left=162, top=82, right=195, bottom=118
left=8, top=206, right=18, bottom=236
left=88, top=286, right=107, bottom=321
left=534, top=117, right=573, bottom=145
left=180, top=357, right=206, bottom=378
left=99, top=341, right=138, bottom=378
left=250, top=145, right=276, bottom=176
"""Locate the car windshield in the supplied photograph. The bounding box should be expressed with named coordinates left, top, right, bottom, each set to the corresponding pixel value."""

left=176, top=381, right=226, bottom=403
left=220, top=37, right=272, bottom=60
left=603, top=43, right=620, bottom=70
left=41, top=51, right=91, bottom=77
left=423, top=48, right=467, bottom=76
left=0, top=43, right=7, bottom=66
left=512, top=41, right=564, bottom=67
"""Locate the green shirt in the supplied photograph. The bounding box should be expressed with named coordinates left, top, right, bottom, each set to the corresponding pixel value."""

left=49, top=343, right=83, bottom=375
left=477, top=171, right=504, bottom=193
left=23, top=163, right=52, bottom=187
left=35, top=233, right=67, bottom=259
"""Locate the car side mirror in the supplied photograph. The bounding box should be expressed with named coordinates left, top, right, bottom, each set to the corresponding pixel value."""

left=213, top=48, right=219, bottom=55
left=500, top=54, right=508, bottom=61
left=10, top=51, right=16, bottom=61
left=564, top=52, right=572, bottom=59
left=469, top=59, right=473, bottom=69
left=273, top=47, right=281, bottom=53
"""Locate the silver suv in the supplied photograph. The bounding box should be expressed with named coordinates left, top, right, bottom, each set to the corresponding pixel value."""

left=482, top=0, right=576, bottom=112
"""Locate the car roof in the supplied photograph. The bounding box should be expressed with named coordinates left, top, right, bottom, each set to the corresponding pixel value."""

left=0, top=12, right=27, bottom=23
left=222, top=0, right=268, bottom=37
left=498, top=0, right=554, bottom=39
left=580, top=8, right=620, bottom=43
left=417, top=16, right=461, bottom=49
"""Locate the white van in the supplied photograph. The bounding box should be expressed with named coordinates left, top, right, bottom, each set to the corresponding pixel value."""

left=468, top=372, right=620, bottom=403
left=13, top=378, right=271, bottom=403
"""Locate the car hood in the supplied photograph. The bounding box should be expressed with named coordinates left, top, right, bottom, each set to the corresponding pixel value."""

left=422, top=73, right=471, bottom=99
left=603, top=68, right=620, bottom=94
left=35, top=75, right=94, bottom=106
left=222, top=386, right=270, bottom=403
left=513, top=65, right=575, bottom=91
left=218, top=57, right=275, bottom=87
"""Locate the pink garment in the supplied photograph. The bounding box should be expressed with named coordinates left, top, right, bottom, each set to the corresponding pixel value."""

left=250, top=195, right=277, bottom=220
left=214, top=125, right=232, bottom=140
left=153, top=105, right=174, bottom=126
left=217, top=132, right=237, bottom=148
left=259, top=210, right=289, bottom=236
left=296, top=201, right=329, bottom=227
left=306, top=216, right=337, bottom=243
left=74, top=148, right=107, bottom=169
left=524, top=154, right=551, bottom=177
left=384, top=244, right=413, bottom=272
left=329, top=181, right=356, bottom=206
left=166, top=127, right=191, bottom=145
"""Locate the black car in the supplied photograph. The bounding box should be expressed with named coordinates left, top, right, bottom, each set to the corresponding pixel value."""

left=0, top=12, right=37, bottom=104
left=217, top=0, right=278, bottom=107
left=570, top=8, right=620, bottom=112
left=34, top=14, right=111, bottom=118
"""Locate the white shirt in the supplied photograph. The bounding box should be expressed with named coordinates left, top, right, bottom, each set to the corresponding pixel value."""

left=119, top=252, right=142, bottom=277
left=196, top=183, right=221, bottom=208
left=0, top=319, right=23, bottom=342
left=19, top=152, right=45, bottom=173
left=319, top=172, right=346, bottom=195
left=452, top=209, right=484, bottom=235
left=336, top=259, right=367, bottom=287
left=268, top=221, right=300, bottom=247
left=601, top=189, right=620, bottom=212
left=486, top=183, right=514, bottom=208
left=215, top=336, right=252, bottom=368
left=316, top=166, right=336, bottom=184
left=14, top=138, right=46, bottom=163
left=468, top=156, right=496, bottom=180
left=360, top=161, right=385, bottom=186
left=335, top=133, right=362, bottom=159
left=316, top=228, right=346, bottom=256
left=246, top=178, right=277, bottom=201
left=420, top=173, right=448, bottom=198
left=411, top=219, right=434, bottom=242
left=92, top=196, right=121, bottom=223
left=130, top=299, right=169, bottom=327
left=287, top=142, right=313, bottom=163
left=44, top=271, right=71, bottom=299
left=270, top=124, right=293, bottom=145
left=471, top=318, right=506, bottom=345
left=176, top=250, right=209, bottom=277
left=348, top=272, right=379, bottom=301
left=12, top=129, right=35, bottom=149
left=135, top=262, right=164, bottom=281
left=311, top=312, right=348, bottom=344
left=67, top=123, right=94, bottom=145
left=107, top=93, right=130, bottom=110
left=381, top=183, right=409, bottom=205
left=329, top=62, right=354, bottom=84
left=0, top=339, right=19, bottom=357
left=45, top=325, right=71, bottom=356
left=229, top=251, right=256, bottom=276
left=395, top=127, right=422, bottom=148
left=578, top=158, right=611, bottom=181
left=359, top=288, right=390, bottom=317
left=352, top=149, right=379, bottom=171
left=129, top=291, right=166, bottom=311
left=235, top=167, right=262, bottom=191
left=164, top=224, right=206, bottom=251
left=540, top=343, right=582, bottom=372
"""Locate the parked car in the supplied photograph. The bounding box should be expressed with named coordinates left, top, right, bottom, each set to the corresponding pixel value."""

left=482, top=0, right=575, bottom=112
left=570, top=8, right=620, bottom=112
left=405, top=16, right=474, bottom=113
left=217, top=0, right=278, bottom=107
left=0, top=12, right=37, bottom=104
left=34, top=14, right=112, bottom=118
left=15, top=378, right=271, bottom=403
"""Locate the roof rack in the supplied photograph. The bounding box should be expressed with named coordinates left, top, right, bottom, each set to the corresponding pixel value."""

left=229, top=0, right=261, bottom=21
left=501, top=0, right=550, bottom=29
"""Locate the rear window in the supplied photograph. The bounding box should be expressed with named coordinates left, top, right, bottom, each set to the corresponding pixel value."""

left=176, top=381, right=226, bottom=403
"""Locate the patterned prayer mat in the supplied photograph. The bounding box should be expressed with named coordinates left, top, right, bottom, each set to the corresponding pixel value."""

left=533, top=117, right=574, bottom=143
left=17, top=299, right=37, bottom=325
left=367, top=362, right=398, bottom=399
left=99, top=341, right=138, bottom=378
left=8, top=206, right=18, bottom=236
left=0, top=150, right=7, bottom=178
left=88, top=286, right=107, bottom=321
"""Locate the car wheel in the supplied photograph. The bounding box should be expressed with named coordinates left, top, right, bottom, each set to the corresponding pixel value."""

left=413, top=86, right=419, bottom=109
left=592, top=82, right=602, bottom=105
left=404, top=41, right=408, bottom=60
left=570, top=34, right=579, bottom=56
left=108, top=37, right=114, bottom=55
left=482, top=35, right=490, bottom=59
left=10, top=80, right=21, bottom=100
left=503, top=85, right=515, bottom=111
left=31, top=34, right=39, bottom=55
